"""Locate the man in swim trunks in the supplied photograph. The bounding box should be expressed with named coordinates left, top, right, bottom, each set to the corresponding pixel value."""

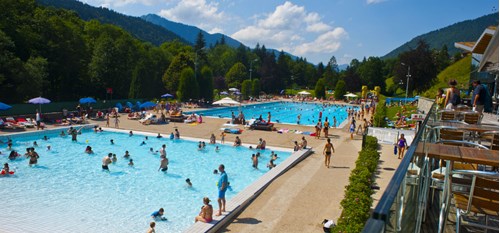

left=159, top=144, right=167, bottom=158
left=158, top=157, right=169, bottom=172
left=216, top=164, right=228, bottom=216
left=102, top=153, right=112, bottom=170
left=323, top=138, right=334, bottom=168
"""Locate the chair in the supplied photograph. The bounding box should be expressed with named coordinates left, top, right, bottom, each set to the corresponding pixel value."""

left=432, top=126, right=465, bottom=142
left=462, top=112, right=482, bottom=125
left=429, top=140, right=489, bottom=203
left=451, top=170, right=499, bottom=233
left=438, top=110, right=457, bottom=121
left=479, top=131, right=499, bottom=151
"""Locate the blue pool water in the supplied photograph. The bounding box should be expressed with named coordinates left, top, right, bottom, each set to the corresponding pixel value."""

left=0, top=129, right=291, bottom=233
left=189, top=102, right=358, bottom=126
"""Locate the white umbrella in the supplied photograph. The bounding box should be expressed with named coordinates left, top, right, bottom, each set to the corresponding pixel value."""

left=298, top=91, right=311, bottom=95
left=228, top=88, right=239, bottom=92
left=344, top=93, right=358, bottom=98
left=213, top=97, right=240, bottom=105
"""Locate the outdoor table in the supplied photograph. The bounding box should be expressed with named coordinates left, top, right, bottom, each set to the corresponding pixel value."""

left=429, top=121, right=498, bottom=133
left=415, top=142, right=499, bottom=233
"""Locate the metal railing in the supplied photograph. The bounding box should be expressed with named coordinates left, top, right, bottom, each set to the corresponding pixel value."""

left=362, top=104, right=436, bottom=233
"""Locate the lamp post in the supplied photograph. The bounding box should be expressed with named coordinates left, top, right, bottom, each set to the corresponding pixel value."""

left=195, top=47, right=206, bottom=80
left=401, top=63, right=411, bottom=103
left=249, top=58, right=258, bottom=81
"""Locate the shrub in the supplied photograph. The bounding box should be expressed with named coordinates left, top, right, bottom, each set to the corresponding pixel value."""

left=372, top=103, right=387, bottom=127
left=333, top=136, right=379, bottom=233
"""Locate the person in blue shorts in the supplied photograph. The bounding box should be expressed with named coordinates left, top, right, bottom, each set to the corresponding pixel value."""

left=151, top=208, right=167, bottom=221
left=216, top=164, right=228, bottom=216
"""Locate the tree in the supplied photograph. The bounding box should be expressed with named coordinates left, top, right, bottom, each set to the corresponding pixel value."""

left=225, top=62, right=247, bottom=88
left=251, top=79, right=260, bottom=97
left=199, top=66, right=214, bottom=101
left=397, top=40, right=437, bottom=94
left=241, top=79, right=252, bottom=99
left=314, top=78, right=326, bottom=99
left=177, top=67, right=199, bottom=101
left=162, top=52, right=193, bottom=93
left=327, top=55, right=339, bottom=72
left=358, top=56, right=385, bottom=90
left=334, top=80, right=347, bottom=100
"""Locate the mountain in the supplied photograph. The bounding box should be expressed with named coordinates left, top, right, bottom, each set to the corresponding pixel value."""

left=383, top=13, right=498, bottom=59
left=141, top=14, right=242, bottom=48
left=36, top=0, right=187, bottom=45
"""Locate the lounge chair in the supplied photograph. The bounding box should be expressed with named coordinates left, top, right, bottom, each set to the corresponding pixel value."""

left=16, top=117, right=35, bottom=128
left=250, top=121, right=274, bottom=131
left=166, top=115, right=186, bottom=122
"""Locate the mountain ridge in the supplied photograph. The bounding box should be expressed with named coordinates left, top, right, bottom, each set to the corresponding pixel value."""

left=383, top=13, right=498, bottom=59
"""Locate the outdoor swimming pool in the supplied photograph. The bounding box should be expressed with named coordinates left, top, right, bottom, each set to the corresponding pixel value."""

left=190, top=102, right=358, bottom=126
left=0, top=129, right=291, bottom=233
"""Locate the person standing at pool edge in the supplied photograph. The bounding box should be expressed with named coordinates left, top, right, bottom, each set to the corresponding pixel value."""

left=323, top=138, right=334, bottom=168
left=216, top=164, right=228, bottom=216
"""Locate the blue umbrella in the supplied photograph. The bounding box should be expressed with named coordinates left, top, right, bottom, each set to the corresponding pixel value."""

left=28, top=97, right=51, bottom=104
left=115, top=103, right=123, bottom=112
left=161, top=93, right=174, bottom=98
left=79, top=97, right=96, bottom=104
left=140, top=101, right=157, bottom=108
left=220, top=91, right=229, bottom=95
left=0, top=102, right=12, bottom=111
left=28, top=96, right=51, bottom=113
left=126, top=102, right=133, bottom=108
left=234, top=91, right=242, bottom=95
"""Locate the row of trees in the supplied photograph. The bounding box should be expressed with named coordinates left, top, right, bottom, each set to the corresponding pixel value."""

left=0, top=0, right=455, bottom=104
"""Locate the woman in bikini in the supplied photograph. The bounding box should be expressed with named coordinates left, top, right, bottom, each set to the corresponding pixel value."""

left=397, top=134, right=408, bottom=159
left=194, top=197, right=213, bottom=223
left=323, top=138, right=334, bottom=168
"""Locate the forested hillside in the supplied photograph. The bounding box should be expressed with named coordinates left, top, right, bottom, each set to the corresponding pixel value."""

left=383, top=13, right=498, bottom=59
left=37, top=0, right=187, bottom=45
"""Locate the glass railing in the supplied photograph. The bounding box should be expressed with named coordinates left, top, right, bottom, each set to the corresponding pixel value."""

left=362, top=104, right=437, bottom=233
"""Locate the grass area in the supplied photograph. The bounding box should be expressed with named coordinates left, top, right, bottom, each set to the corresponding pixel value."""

left=384, top=103, right=419, bottom=128
left=422, top=55, right=472, bottom=98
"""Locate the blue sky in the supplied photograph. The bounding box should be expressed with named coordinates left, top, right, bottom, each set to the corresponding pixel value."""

left=80, top=0, right=498, bottom=65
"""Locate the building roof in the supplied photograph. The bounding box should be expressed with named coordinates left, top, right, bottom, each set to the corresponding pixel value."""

left=454, top=27, right=496, bottom=54
left=478, top=28, right=499, bottom=72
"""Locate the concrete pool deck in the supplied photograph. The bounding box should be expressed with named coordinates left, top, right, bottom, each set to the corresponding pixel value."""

left=0, top=104, right=380, bottom=233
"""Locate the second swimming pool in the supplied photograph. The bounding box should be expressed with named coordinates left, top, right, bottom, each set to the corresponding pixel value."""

left=189, top=101, right=359, bottom=126
left=0, top=129, right=291, bottom=232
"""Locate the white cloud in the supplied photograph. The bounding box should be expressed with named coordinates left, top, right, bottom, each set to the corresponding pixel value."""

left=158, top=0, right=226, bottom=28
left=366, top=0, right=387, bottom=4
left=232, top=1, right=347, bottom=63
left=208, top=27, right=224, bottom=34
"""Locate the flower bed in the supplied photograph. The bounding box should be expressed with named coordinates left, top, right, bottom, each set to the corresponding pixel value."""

left=332, top=136, right=380, bottom=233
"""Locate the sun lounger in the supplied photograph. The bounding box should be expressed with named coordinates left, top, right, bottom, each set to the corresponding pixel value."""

left=166, top=115, right=186, bottom=122
left=16, top=117, right=35, bottom=128
left=250, top=122, right=274, bottom=131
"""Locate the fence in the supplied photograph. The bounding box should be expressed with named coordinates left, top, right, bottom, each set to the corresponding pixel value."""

left=0, top=99, right=145, bottom=117
left=367, top=127, right=415, bottom=145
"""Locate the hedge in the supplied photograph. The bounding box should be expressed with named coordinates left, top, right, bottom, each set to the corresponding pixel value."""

left=332, top=136, right=380, bottom=233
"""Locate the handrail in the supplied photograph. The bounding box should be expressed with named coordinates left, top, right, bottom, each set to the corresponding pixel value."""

left=369, top=103, right=435, bottom=221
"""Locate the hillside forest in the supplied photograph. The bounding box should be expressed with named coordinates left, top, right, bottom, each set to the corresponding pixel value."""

left=1, top=0, right=458, bottom=103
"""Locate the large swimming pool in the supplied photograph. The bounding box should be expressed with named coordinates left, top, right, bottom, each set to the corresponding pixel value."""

left=0, top=129, right=291, bottom=232
left=189, top=102, right=358, bottom=126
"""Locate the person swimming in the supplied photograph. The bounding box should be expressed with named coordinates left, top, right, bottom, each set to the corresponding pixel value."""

left=149, top=148, right=158, bottom=154
left=156, top=133, right=162, bottom=138
left=129, top=131, right=133, bottom=136
left=128, top=159, right=134, bottom=166
left=124, top=151, right=130, bottom=158
left=110, top=139, right=114, bottom=145
left=185, top=178, right=192, bottom=187
left=112, top=154, right=117, bottom=163
left=140, top=141, right=146, bottom=146
left=215, top=146, right=220, bottom=152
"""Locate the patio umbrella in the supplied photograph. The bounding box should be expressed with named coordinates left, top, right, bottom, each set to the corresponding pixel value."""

left=344, top=93, right=358, bottom=98
left=79, top=97, right=97, bottom=104
left=234, top=91, right=242, bottom=95
left=139, top=101, right=157, bottom=109
left=212, top=97, right=240, bottom=105
left=126, top=102, right=133, bottom=108
left=28, top=96, right=51, bottom=113
left=161, top=93, right=174, bottom=98
left=229, top=88, right=239, bottom=92
left=280, top=90, right=285, bottom=95
left=298, top=91, right=311, bottom=95
left=220, top=91, right=229, bottom=95
left=0, top=102, right=12, bottom=111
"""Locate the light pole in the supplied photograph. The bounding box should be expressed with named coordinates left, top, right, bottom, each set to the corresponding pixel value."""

left=401, top=63, right=411, bottom=103
left=249, top=58, right=258, bottom=81
left=195, top=47, right=206, bottom=80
